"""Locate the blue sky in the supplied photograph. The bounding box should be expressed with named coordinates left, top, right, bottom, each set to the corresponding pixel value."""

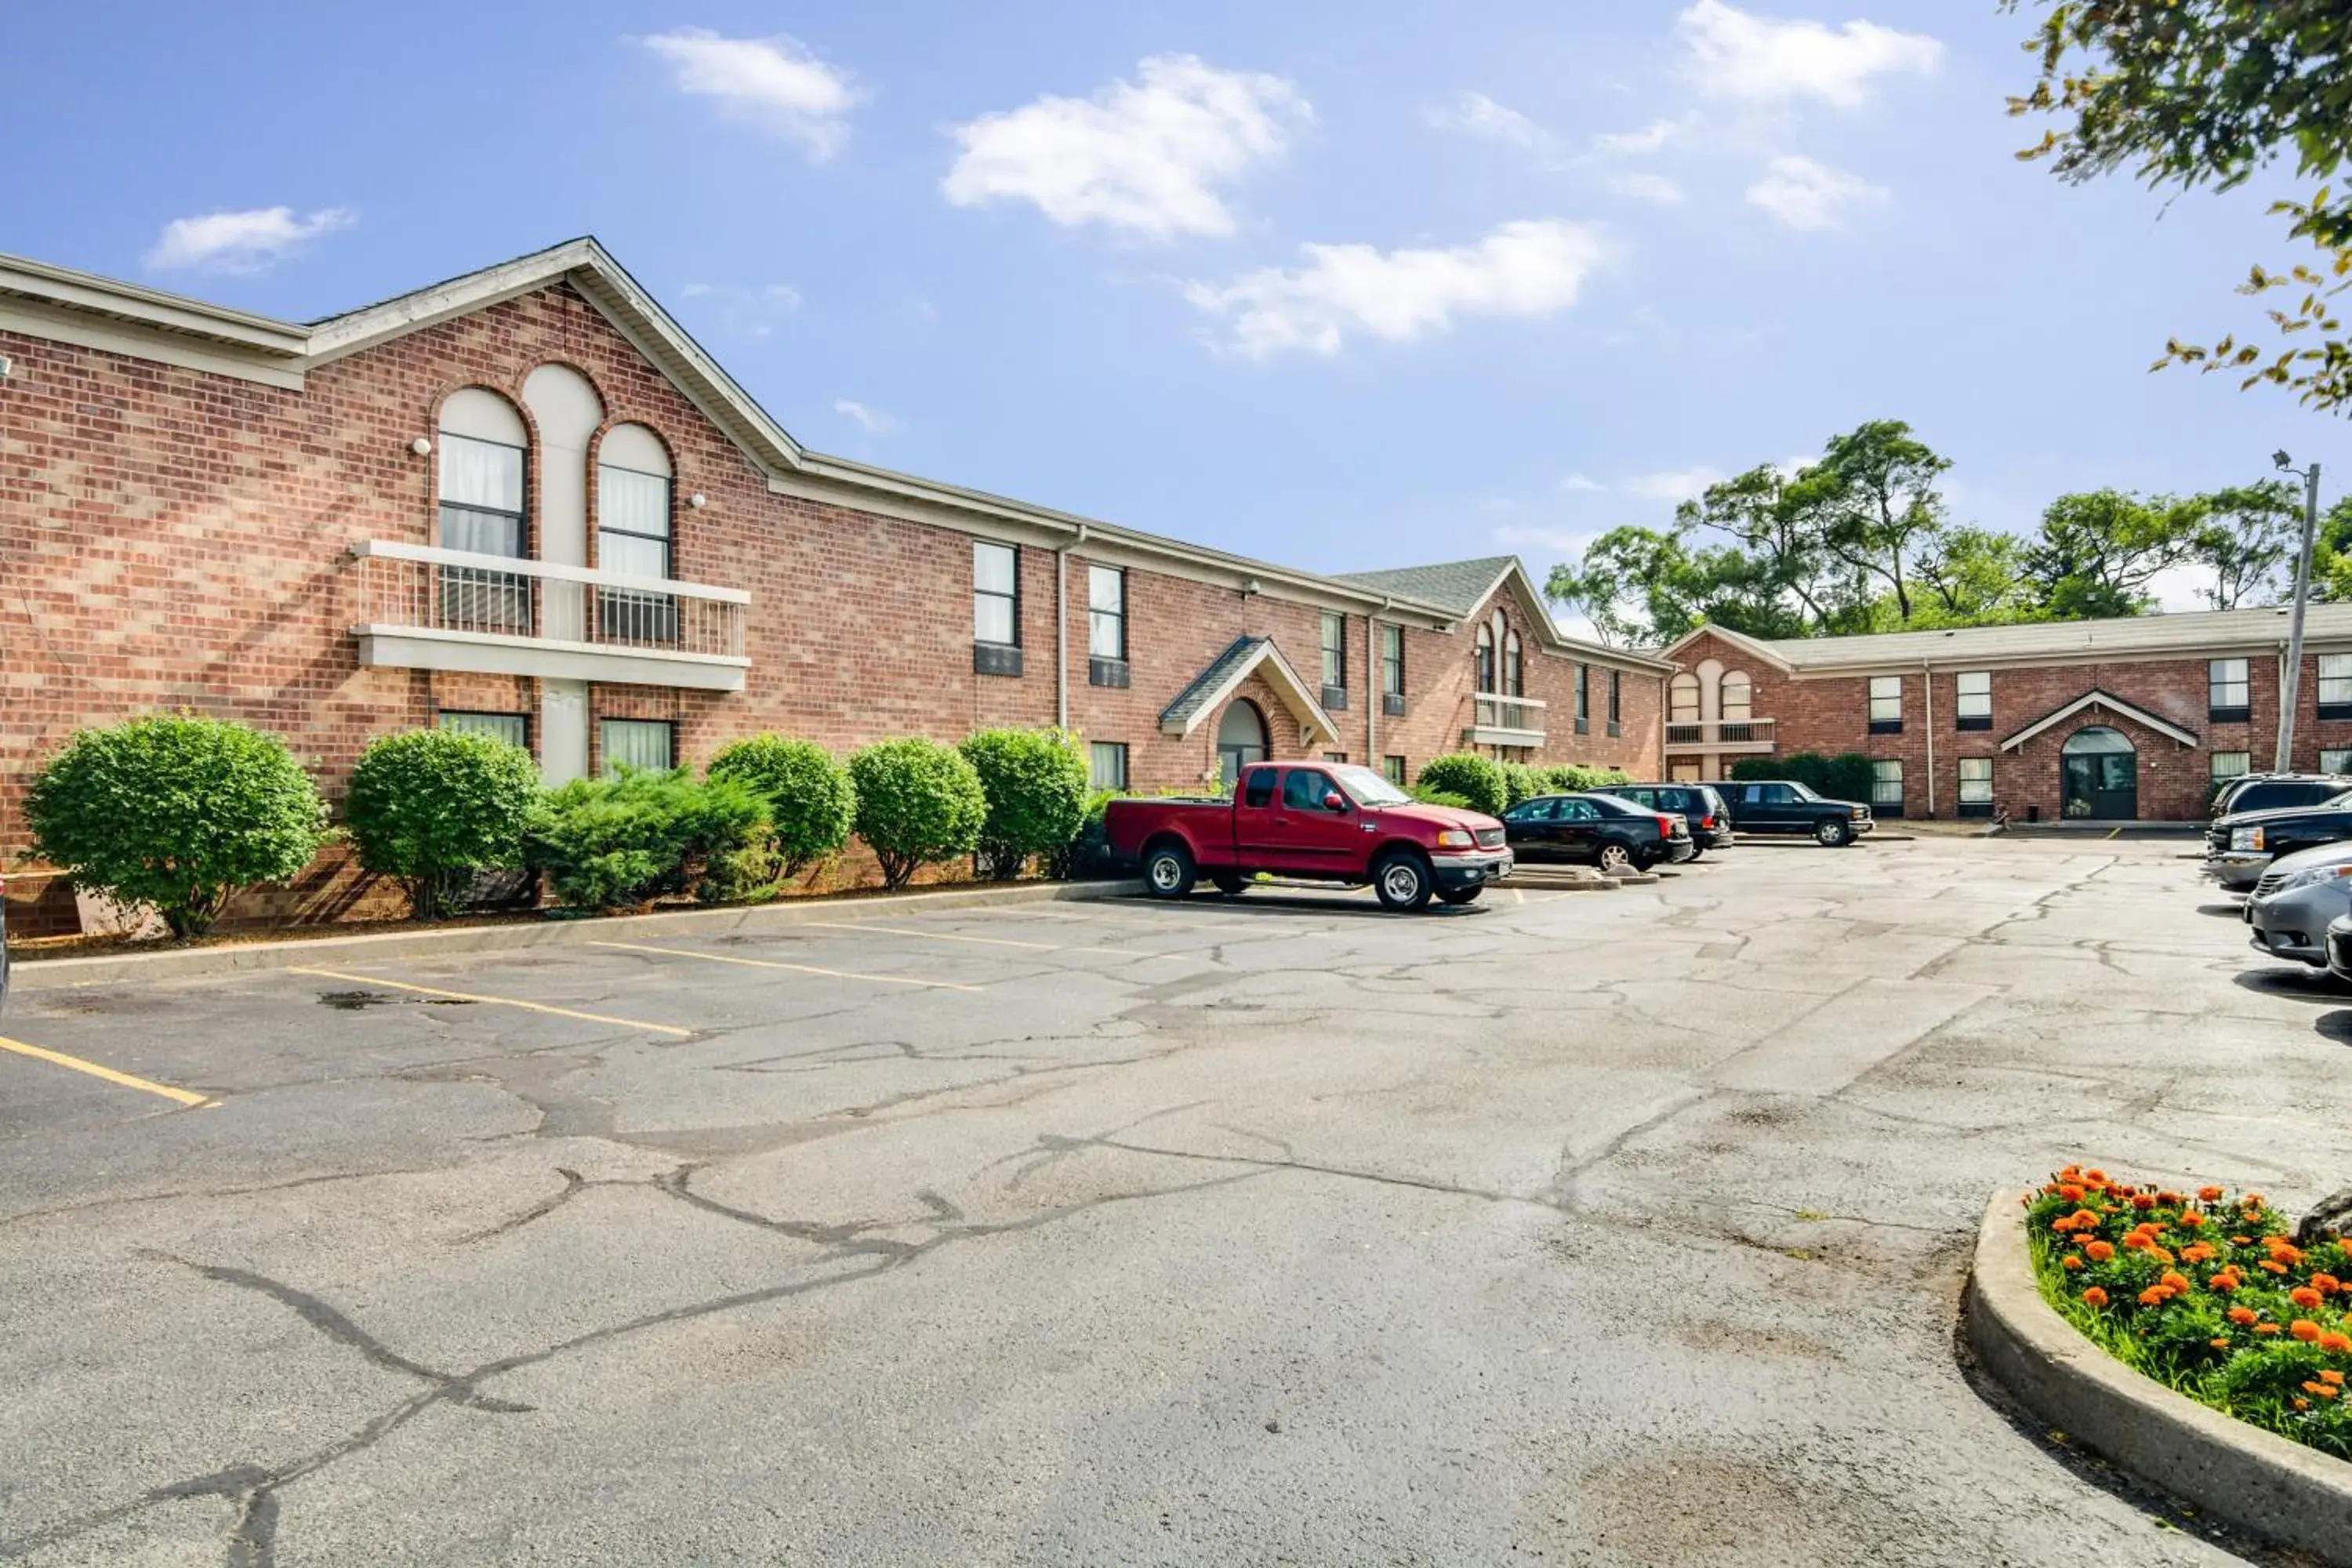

left=5, top=0, right=2337, bottom=619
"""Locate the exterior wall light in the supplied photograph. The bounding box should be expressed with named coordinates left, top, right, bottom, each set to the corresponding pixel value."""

left=410, top=437, right=433, bottom=456
left=688, top=492, right=707, bottom=509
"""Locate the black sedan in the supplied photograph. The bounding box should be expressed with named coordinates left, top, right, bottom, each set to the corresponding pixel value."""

left=1500, top=792, right=1692, bottom=875
left=1592, top=782, right=1735, bottom=856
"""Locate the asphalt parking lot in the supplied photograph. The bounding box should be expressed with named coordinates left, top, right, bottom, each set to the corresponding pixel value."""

left=5, top=837, right=2352, bottom=1566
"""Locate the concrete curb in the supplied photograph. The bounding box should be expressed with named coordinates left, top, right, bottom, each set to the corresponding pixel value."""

left=1965, top=1191, right=2352, bottom=1566
left=9, top=880, right=1147, bottom=993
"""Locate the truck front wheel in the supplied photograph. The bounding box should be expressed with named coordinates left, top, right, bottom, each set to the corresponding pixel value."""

left=1373, top=850, right=1435, bottom=912
left=1144, top=842, right=1196, bottom=898
left=1813, top=818, right=1853, bottom=848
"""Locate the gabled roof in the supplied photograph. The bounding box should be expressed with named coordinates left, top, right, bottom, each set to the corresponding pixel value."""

left=1337, top=555, right=1675, bottom=672
left=1159, top=637, right=1340, bottom=747
left=1998, top=689, right=2200, bottom=752
left=1661, top=604, right=2352, bottom=674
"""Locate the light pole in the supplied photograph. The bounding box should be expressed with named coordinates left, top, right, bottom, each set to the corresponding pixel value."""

left=2273, top=451, right=2324, bottom=773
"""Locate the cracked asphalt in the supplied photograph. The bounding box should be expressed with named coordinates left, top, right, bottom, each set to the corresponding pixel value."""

left=5, top=837, right=2352, bottom=1566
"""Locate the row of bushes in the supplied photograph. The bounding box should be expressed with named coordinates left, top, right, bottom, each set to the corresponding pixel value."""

left=1729, top=750, right=1876, bottom=804
left=1411, top=753, right=1634, bottom=816
left=23, top=716, right=1091, bottom=938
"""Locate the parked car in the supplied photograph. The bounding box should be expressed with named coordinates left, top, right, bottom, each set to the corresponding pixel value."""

left=2205, top=793, right=2352, bottom=891
left=2325, top=910, right=2352, bottom=987
left=2210, top=772, right=2352, bottom=820
left=1500, top=792, right=1692, bottom=875
left=1704, top=779, right=1875, bottom=847
left=1102, top=761, right=1512, bottom=912
left=2244, top=840, right=2352, bottom=967
left=1592, top=782, right=1735, bottom=857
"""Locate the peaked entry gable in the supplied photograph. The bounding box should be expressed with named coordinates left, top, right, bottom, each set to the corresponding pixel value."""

left=1998, top=688, right=2200, bottom=753
left=1160, top=637, right=1340, bottom=748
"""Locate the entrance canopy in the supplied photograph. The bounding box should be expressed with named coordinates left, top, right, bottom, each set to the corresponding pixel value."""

left=1159, top=636, right=1340, bottom=749
left=1998, top=688, right=2198, bottom=753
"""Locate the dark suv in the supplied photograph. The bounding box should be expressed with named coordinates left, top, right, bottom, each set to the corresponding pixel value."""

left=2209, top=773, right=2352, bottom=822
left=1595, top=782, right=1735, bottom=857
left=1706, top=779, right=1875, bottom=847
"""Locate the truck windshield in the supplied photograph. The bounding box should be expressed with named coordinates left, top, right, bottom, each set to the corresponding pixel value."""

left=1333, top=764, right=1412, bottom=808
left=1784, top=782, right=1824, bottom=800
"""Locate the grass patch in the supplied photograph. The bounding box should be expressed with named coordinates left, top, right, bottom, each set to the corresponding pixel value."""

left=2027, top=1165, right=2352, bottom=1461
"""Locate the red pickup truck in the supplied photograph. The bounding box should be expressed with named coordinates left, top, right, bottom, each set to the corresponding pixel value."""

left=1103, top=761, right=1513, bottom=911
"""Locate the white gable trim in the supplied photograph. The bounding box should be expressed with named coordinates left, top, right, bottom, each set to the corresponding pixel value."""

left=1160, top=641, right=1341, bottom=748
left=1998, top=690, right=2201, bottom=753
left=1657, top=622, right=1796, bottom=673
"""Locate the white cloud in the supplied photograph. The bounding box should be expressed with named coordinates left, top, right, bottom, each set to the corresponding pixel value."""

left=833, top=398, right=900, bottom=434
left=1619, top=466, right=1724, bottom=502
left=942, top=55, right=1307, bottom=241
left=677, top=281, right=802, bottom=338
left=1606, top=171, right=1687, bottom=206
left=1744, top=154, right=1887, bottom=230
left=1425, top=91, right=1551, bottom=151
left=1678, top=0, right=1941, bottom=111
left=1559, top=473, right=1605, bottom=493
left=144, top=206, right=354, bottom=273
left=638, top=28, right=861, bottom=162
left=1185, top=219, right=1607, bottom=358
left=1591, top=118, right=1682, bottom=156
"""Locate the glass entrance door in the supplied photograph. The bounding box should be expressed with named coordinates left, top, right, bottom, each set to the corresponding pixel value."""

left=2060, top=726, right=2137, bottom=819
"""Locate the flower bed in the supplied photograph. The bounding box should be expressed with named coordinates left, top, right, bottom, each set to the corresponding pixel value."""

left=2027, top=1165, right=2352, bottom=1461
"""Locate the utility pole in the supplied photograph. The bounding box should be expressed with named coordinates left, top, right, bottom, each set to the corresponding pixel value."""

left=2274, top=452, right=2324, bottom=773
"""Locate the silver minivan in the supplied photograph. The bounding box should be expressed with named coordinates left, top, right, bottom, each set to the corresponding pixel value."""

left=2245, top=840, right=2352, bottom=966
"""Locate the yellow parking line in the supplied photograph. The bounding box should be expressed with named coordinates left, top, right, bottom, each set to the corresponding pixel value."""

left=288, top=967, right=694, bottom=1037
left=586, top=941, right=985, bottom=993
left=0, top=1035, right=211, bottom=1107
left=789, top=920, right=1138, bottom=957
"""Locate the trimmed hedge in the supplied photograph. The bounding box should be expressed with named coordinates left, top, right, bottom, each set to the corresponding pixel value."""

left=25, top=713, right=328, bottom=940
left=1732, top=751, right=1874, bottom=803
left=960, top=728, right=1090, bottom=880
left=849, top=738, right=989, bottom=891
left=346, top=728, right=540, bottom=920
left=707, top=735, right=857, bottom=880
left=1408, top=786, right=1475, bottom=810
left=525, top=768, right=770, bottom=910
left=1414, top=753, right=1508, bottom=817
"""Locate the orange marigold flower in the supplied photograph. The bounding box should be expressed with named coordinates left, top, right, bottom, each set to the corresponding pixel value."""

left=2198, top=1185, right=2224, bottom=1202
left=2256, top=1323, right=2284, bottom=1335
left=2232, top=1236, right=2254, bottom=1246
left=2139, top=1287, right=2171, bottom=1307
left=2060, top=1185, right=2085, bottom=1203
left=2063, top=1256, right=2084, bottom=1271
left=2262, top=1260, right=2291, bottom=1275
left=2292, top=1319, right=2323, bottom=1342
left=2082, top=1287, right=2110, bottom=1308
left=2292, top=1287, right=2325, bottom=1309
left=2323, top=1370, right=2347, bottom=1385
left=2296, top=1397, right=2312, bottom=1411
left=2325, top=1333, right=2352, bottom=1356
left=2210, top=1273, right=2238, bottom=1293
left=2317, top=1386, right=2341, bottom=1401
left=2227, top=1306, right=2259, bottom=1325
left=2177, top=1210, right=2206, bottom=1229
left=2182, top=1244, right=2216, bottom=1264
left=2313, top=1274, right=2342, bottom=1295
left=2161, top=1272, right=2191, bottom=1294
left=2158, top=1189, right=2185, bottom=1206
left=2132, top=1193, right=2156, bottom=1210
left=2245, top=1193, right=2266, bottom=1207
left=2210, top=1337, right=2233, bottom=1348
left=2148, top=1247, right=2177, bottom=1265
left=2083, top=1168, right=2104, bottom=1182
left=2085, top=1241, right=2115, bottom=1262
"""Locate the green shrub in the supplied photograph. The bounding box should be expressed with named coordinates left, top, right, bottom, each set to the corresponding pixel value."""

left=1408, top=786, right=1476, bottom=810
left=2027, top=1163, right=2352, bottom=1461
left=707, top=735, right=856, bottom=879
left=525, top=768, right=769, bottom=910
left=1054, top=788, right=1124, bottom=880
left=1497, top=761, right=1544, bottom=810
left=345, top=728, right=540, bottom=920
left=1414, top=753, right=1508, bottom=816
left=25, top=713, right=327, bottom=940
left=848, top=738, right=989, bottom=891
left=1727, top=756, right=1784, bottom=782
left=1824, top=753, right=1878, bottom=806
left=1546, top=764, right=1634, bottom=793
left=960, top=728, right=1091, bottom=880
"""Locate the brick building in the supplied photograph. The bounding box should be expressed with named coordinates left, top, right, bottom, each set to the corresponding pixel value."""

left=0, top=238, right=1667, bottom=929
left=1661, top=608, right=2352, bottom=822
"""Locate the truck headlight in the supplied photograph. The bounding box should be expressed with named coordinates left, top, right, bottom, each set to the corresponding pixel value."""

left=1436, top=829, right=1474, bottom=848
left=2231, top=826, right=2266, bottom=851
left=1849, top=805, right=1867, bottom=819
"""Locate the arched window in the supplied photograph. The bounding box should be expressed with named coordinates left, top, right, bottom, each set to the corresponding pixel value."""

left=1669, top=673, right=1700, bottom=722
left=1720, top=671, right=1752, bottom=721
left=437, top=387, right=528, bottom=633
left=1475, top=623, right=1495, bottom=692
left=597, top=423, right=674, bottom=642
left=1217, top=700, right=1269, bottom=788
left=1504, top=629, right=1523, bottom=697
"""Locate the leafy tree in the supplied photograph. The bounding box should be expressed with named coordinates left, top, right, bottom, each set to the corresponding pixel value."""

left=1911, top=527, right=2042, bottom=626
left=706, top=735, right=856, bottom=879
left=959, top=728, right=1090, bottom=880
left=848, top=738, right=989, bottom=891
left=1782, top=421, right=1953, bottom=623
left=2019, top=490, right=2206, bottom=619
left=25, top=714, right=328, bottom=940
left=345, top=728, right=540, bottom=920
left=2190, top=481, right=2302, bottom=608
left=2006, top=1, right=2352, bottom=414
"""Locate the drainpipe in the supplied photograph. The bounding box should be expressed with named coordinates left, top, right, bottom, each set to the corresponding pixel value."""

left=1368, top=597, right=1393, bottom=764
left=1922, top=662, right=1936, bottom=818
left=1055, top=524, right=1088, bottom=731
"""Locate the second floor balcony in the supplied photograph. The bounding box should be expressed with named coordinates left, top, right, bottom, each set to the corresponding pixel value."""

left=1464, top=691, right=1546, bottom=750
left=1663, top=716, right=1777, bottom=752
left=349, top=539, right=751, bottom=691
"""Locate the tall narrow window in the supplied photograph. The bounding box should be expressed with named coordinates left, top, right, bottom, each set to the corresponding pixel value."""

left=1320, top=612, right=1348, bottom=707
left=2320, top=654, right=2352, bottom=720
left=1957, top=756, right=1994, bottom=817
left=1868, top=675, right=1903, bottom=733
left=1607, top=670, right=1622, bottom=736
left=1871, top=759, right=1904, bottom=816
left=1575, top=664, right=1591, bottom=734
left=1087, top=565, right=1126, bottom=688
left=1720, top=672, right=1752, bottom=720
left=1475, top=623, right=1495, bottom=692
left=437, top=388, right=529, bottom=633
left=1089, top=741, right=1128, bottom=790
left=2209, top=658, right=2250, bottom=721
left=1955, top=670, right=1991, bottom=731
left=1504, top=630, right=1523, bottom=697
left=974, top=541, right=1021, bottom=676
left=1382, top=755, right=1406, bottom=785
left=596, top=423, right=675, bottom=644
left=1379, top=623, right=1405, bottom=713
left=1668, top=673, right=1700, bottom=723
left=599, top=719, right=675, bottom=775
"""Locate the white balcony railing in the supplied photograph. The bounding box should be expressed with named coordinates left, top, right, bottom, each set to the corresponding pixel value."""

left=349, top=540, right=750, bottom=691
left=1465, top=691, right=1547, bottom=746
left=1663, top=717, right=1777, bottom=750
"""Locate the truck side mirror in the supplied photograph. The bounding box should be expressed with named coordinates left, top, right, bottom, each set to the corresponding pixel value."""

left=1323, top=791, right=1348, bottom=812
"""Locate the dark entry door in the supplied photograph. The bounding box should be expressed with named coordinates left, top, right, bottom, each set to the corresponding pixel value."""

left=2061, top=752, right=2137, bottom=819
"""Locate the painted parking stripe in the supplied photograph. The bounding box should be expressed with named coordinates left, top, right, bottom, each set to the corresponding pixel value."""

left=586, top=941, right=985, bottom=993
left=0, top=1035, right=212, bottom=1107
left=786, top=920, right=1142, bottom=957
left=288, top=967, right=695, bottom=1037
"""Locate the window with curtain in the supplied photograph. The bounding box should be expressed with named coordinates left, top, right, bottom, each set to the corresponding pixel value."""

left=1720, top=671, right=1752, bottom=722
left=437, top=425, right=528, bottom=633
left=974, top=542, right=1018, bottom=646
left=597, top=429, right=674, bottom=644
left=1871, top=760, right=1904, bottom=811
left=599, top=719, right=674, bottom=775
left=1382, top=755, right=1406, bottom=785
left=1089, top=741, right=1128, bottom=790
left=1475, top=624, right=1495, bottom=692
left=1320, top=612, right=1347, bottom=693
left=2323, top=748, right=2352, bottom=775
left=437, top=711, right=528, bottom=750
left=1958, top=756, right=1993, bottom=815
left=2209, top=658, right=2250, bottom=719
left=1955, top=670, right=1991, bottom=729
left=1088, top=565, right=1126, bottom=661
left=1868, top=675, right=1903, bottom=732
left=1669, top=673, right=1700, bottom=722
left=2209, top=750, right=2252, bottom=784
left=1504, top=630, right=1523, bottom=697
